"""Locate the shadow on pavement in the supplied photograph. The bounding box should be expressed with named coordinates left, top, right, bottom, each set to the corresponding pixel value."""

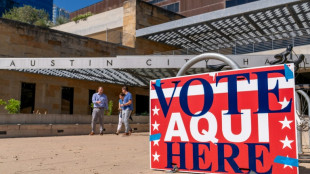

left=300, top=166, right=310, bottom=174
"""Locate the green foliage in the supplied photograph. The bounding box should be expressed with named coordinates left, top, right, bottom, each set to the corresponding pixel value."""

left=2, top=5, right=51, bottom=27
left=0, top=99, right=20, bottom=114
left=141, top=112, right=149, bottom=116
left=105, top=100, right=113, bottom=116
left=0, top=99, right=7, bottom=106
left=90, top=103, right=94, bottom=109
left=72, top=12, right=93, bottom=23
left=55, top=16, right=69, bottom=26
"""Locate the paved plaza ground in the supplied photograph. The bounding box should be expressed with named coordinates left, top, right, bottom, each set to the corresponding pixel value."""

left=0, top=132, right=309, bottom=174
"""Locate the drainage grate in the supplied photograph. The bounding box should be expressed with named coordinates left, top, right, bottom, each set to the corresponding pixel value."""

left=0, top=131, right=7, bottom=135
left=57, top=130, right=64, bottom=133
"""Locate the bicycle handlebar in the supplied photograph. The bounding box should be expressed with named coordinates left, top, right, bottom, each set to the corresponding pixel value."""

left=270, top=44, right=304, bottom=71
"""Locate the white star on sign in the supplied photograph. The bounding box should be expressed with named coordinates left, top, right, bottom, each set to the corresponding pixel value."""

left=279, top=116, right=293, bottom=129
left=280, top=136, right=294, bottom=149
left=152, top=105, right=160, bottom=116
left=152, top=151, right=160, bottom=162
left=283, top=155, right=293, bottom=169
left=153, top=139, right=160, bottom=146
left=152, top=121, right=160, bottom=131
left=279, top=97, right=290, bottom=109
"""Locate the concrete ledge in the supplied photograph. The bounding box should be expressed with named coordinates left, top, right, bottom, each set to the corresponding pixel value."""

left=0, top=114, right=149, bottom=124
left=0, top=123, right=149, bottom=138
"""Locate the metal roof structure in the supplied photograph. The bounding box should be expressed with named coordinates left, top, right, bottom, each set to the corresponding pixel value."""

left=136, top=0, right=310, bottom=54
left=16, top=69, right=148, bottom=86
left=15, top=68, right=212, bottom=87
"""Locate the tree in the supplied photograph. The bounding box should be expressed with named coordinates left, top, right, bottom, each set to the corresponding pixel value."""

left=2, top=5, right=52, bottom=27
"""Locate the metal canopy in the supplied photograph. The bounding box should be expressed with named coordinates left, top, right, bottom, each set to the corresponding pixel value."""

left=14, top=68, right=211, bottom=87
left=16, top=69, right=148, bottom=86
left=136, top=0, right=310, bottom=54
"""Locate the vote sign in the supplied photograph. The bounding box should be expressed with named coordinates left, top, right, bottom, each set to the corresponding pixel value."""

left=150, top=64, right=298, bottom=173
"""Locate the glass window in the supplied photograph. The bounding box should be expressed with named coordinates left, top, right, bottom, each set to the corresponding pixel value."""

left=148, top=0, right=165, bottom=4
left=226, top=0, right=260, bottom=8
left=162, top=2, right=180, bottom=13
left=88, top=89, right=96, bottom=114
left=135, top=95, right=149, bottom=116
left=20, top=83, right=36, bottom=113
left=61, top=87, right=74, bottom=114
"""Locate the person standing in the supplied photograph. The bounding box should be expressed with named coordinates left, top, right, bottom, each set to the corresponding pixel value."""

left=90, top=86, right=108, bottom=136
left=120, top=86, right=133, bottom=136
left=116, top=93, right=125, bottom=135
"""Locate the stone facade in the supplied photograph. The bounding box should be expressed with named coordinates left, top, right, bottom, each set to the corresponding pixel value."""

left=0, top=70, right=148, bottom=115
left=144, top=0, right=226, bottom=17
left=0, top=114, right=149, bottom=137
left=0, top=0, right=187, bottom=115
left=52, top=0, right=183, bottom=54
left=122, top=0, right=183, bottom=54
left=0, top=17, right=149, bottom=116
left=0, top=18, right=134, bottom=58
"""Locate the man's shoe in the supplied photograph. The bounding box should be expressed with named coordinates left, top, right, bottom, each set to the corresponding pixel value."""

left=115, top=132, right=119, bottom=135
left=99, top=132, right=104, bottom=136
left=89, top=132, right=95, bottom=135
left=124, top=133, right=130, bottom=136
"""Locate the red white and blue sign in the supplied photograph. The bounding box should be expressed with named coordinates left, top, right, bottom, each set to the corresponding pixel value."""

left=150, top=64, right=298, bottom=173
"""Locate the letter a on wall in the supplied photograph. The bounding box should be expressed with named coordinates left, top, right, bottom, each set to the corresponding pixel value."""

left=149, top=64, right=298, bottom=173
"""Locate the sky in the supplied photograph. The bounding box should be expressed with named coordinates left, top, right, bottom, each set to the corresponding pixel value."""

left=53, top=0, right=103, bottom=12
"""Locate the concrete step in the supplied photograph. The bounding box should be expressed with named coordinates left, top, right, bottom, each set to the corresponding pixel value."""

left=0, top=123, right=149, bottom=138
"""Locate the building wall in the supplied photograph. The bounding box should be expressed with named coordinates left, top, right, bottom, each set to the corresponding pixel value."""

left=52, top=5, right=70, bottom=24
left=145, top=0, right=226, bottom=17
left=70, top=0, right=226, bottom=19
left=87, top=27, right=123, bottom=44
left=53, top=7, right=123, bottom=37
left=0, top=18, right=134, bottom=58
left=0, top=17, right=149, bottom=115
left=70, top=0, right=126, bottom=19
left=54, top=0, right=185, bottom=54
left=0, top=70, right=149, bottom=115
left=122, top=0, right=183, bottom=53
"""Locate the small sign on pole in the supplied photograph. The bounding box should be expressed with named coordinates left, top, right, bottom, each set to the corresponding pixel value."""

left=150, top=64, right=298, bottom=173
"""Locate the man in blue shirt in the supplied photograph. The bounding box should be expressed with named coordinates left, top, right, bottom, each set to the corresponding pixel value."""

left=90, top=86, right=108, bottom=135
left=120, top=86, right=133, bottom=136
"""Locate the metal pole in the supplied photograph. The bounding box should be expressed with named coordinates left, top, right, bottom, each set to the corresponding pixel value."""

left=176, top=53, right=241, bottom=76
left=297, top=90, right=310, bottom=116
left=234, top=40, right=237, bottom=55
left=295, top=91, right=303, bottom=154
left=297, top=89, right=310, bottom=148
left=271, top=33, right=274, bottom=50
left=253, top=37, right=255, bottom=53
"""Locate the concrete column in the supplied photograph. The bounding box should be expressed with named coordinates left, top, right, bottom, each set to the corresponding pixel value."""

left=122, top=0, right=137, bottom=48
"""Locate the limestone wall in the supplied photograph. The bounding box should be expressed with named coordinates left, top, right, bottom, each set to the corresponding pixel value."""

left=122, top=0, right=183, bottom=54
left=53, top=7, right=124, bottom=36
left=0, top=18, right=134, bottom=58
left=0, top=114, right=149, bottom=138
left=0, top=70, right=149, bottom=115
